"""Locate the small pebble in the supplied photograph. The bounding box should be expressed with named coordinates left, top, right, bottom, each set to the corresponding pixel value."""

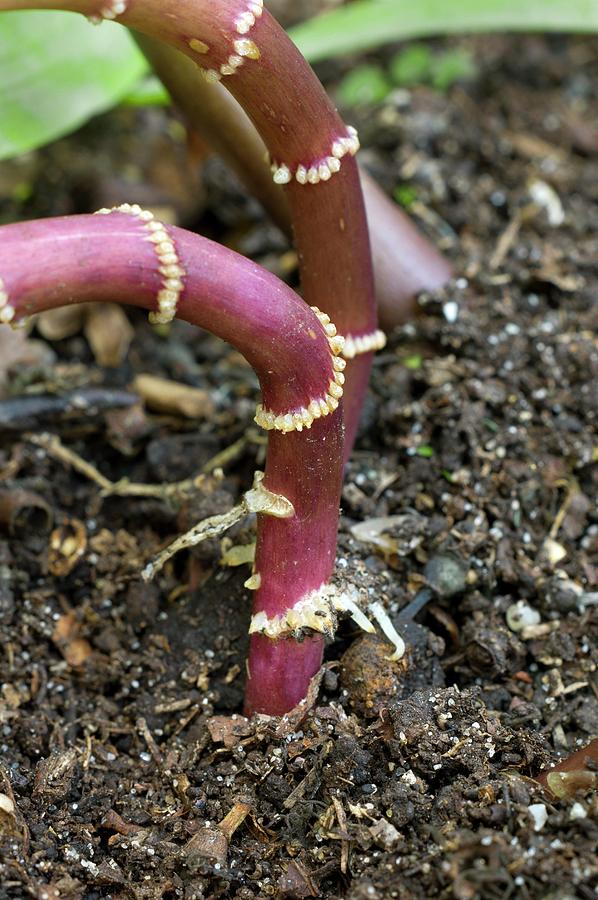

left=0, top=793, right=15, bottom=814
left=528, top=803, right=548, bottom=832
left=442, top=300, right=459, bottom=323
left=569, top=802, right=587, bottom=821
left=425, top=552, right=468, bottom=598
left=506, top=601, right=541, bottom=633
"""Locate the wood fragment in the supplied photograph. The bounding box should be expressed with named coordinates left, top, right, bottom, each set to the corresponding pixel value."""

left=283, top=742, right=331, bottom=810
left=207, top=715, right=252, bottom=748
left=32, top=749, right=78, bottom=803
left=153, top=697, right=192, bottom=714
left=331, top=795, right=350, bottom=874
left=0, top=389, right=138, bottom=433
left=133, top=373, right=214, bottom=418
left=274, top=667, right=325, bottom=739
left=137, top=717, right=163, bottom=768
left=183, top=826, right=227, bottom=866
left=172, top=704, right=202, bottom=738
left=52, top=611, right=93, bottom=667
left=549, top=479, right=578, bottom=540
left=37, top=306, right=86, bottom=341
left=278, top=859, right=319, bottom=898
left=28, top=431, right=218, bottom=501
left=101, top=808, right=145, bottom=836
left=489, top=212, right=522, bottom=270
left=217, top=801, right=251, bottom=841
left=84, top=303, right=134, bottom=367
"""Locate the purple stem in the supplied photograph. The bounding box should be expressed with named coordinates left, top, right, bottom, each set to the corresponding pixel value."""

left=0, top=0, right=376, bottom=451
left=134, top=35, right=451, bottom=331
left=0, top=212, right=344, bottom=714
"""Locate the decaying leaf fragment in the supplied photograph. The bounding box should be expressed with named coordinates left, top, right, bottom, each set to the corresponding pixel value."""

left=52, top=612, right=93, bottom=668
left=133, top=373, right=214, bottom=418
left=48, top=519, right=87, bottom=577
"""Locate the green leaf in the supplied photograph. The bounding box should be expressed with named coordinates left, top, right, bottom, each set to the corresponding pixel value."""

left=416, top=444, right=434, bottom=458
left=122, top=75, right=171, bottom=107
left=431, top=49, right=476, bottom=91
left=393, top=185, right=419, bottom=209
left=291, top=0, right=598, bottom=63
left=0, top=11, right=147, bottom=160
left=401, top=353, right=423, bottom=369
left=336, top=63, right=391, bottom=107
left=389, top=45, right=476, bottom=91
left=389, top=44, right=433, bottom=86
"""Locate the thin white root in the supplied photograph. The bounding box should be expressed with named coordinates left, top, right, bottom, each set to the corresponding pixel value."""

left=368, top=601, right=406, bottom=661
left=249, top=581, right=406, bottom=662
left=142, top=471, right=293, bottom=581
left=332, top=594, right=376, bottom=634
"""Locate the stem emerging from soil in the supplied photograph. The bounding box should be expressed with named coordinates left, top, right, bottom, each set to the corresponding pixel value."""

left=0, top=210, right=345, bottom=714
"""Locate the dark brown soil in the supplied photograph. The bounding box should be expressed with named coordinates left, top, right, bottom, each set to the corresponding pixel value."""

left=0, top=30, right=597, bottom=900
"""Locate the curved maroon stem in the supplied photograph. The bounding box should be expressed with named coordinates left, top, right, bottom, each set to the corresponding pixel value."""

left=213, top=5, right=376, bottom=450
left=0, top=0, right=376, bottom=450
left=133, top=32, right=291, bottom=234
left=134, top=36, right=451, bottom=330
left=0, top=216, right=336, bottom=412
left=0, top=213, right=344, bottom=714
left=363, top=173, right=452, bottom=326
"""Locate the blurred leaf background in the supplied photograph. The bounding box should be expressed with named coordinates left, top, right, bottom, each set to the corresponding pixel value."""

left=0, top=0, right=596, bottom=160
left=0, top=11, right=147, bottom=159
left=291, top=0, right=598, bottom=62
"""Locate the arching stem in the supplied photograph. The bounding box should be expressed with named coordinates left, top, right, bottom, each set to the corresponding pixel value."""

left=134, top=33, right=452, bottom=331
left=0, top=0, right=378, bottom=449
left=0, top=209, right=345, bottom=714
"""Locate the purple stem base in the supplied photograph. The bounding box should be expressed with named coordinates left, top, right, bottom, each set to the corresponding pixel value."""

left=245, top=633, right=324, bottom=716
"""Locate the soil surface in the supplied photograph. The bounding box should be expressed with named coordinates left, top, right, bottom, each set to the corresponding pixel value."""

left=1, top=29, right=597, bottom=900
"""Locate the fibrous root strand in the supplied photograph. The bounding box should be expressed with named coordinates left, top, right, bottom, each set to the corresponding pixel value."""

left=142, top=471, right=293, bottom=581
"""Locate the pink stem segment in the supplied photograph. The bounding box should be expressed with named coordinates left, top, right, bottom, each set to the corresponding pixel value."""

left=0, top=211, right=345, bottom=714
left=0, top=0, right=378, bottom=450
left=135, top=35, right=451, bottom=332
